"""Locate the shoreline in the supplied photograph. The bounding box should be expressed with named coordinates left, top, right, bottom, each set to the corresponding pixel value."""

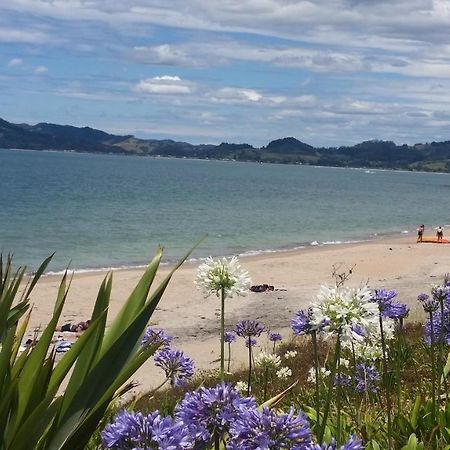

left=24, top=234, right=450, bottom=392
left=41, top=230, right=414, bottom=277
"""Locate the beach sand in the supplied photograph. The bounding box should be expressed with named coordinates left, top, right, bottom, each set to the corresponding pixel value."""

left=25, top=235, right=450, bottom=393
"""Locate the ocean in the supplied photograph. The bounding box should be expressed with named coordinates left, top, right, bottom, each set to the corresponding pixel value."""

left=1, top=148, right=449, bottom=273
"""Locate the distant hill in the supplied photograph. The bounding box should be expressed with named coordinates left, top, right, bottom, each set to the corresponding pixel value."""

left=1, top=117, right=450, bottom=172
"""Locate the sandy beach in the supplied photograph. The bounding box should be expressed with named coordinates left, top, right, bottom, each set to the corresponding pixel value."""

left=24, top=235, right=450, bottom=393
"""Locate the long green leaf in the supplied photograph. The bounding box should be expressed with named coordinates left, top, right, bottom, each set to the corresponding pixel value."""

left=99, top=248, right=162, bottom=356
left=8, top=272, right=69, bottom=434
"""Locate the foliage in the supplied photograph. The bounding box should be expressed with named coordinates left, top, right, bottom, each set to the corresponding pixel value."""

left=0, top=248, right=187, bottom=450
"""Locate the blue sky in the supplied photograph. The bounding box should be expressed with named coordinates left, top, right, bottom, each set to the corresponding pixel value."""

left=2, top=0, right=450, bottom=147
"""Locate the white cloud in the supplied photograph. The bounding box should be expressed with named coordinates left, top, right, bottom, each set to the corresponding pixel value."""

left=0, top=27, right=49, bottom=43
left=7, top=57, right=23, bottom=67
left=133, top=75, right=194, bottom=94
left=34, top=65, right=48, bottom=74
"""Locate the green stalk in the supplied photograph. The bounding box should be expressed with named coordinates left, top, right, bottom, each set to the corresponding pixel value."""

left=312, top=330, right=321, bottom=429
left=336, top=354, right=342, bottom=446
left=430, top=311, right=437, bottom=426
left=318, top=332, right=341, bottom=443
left=438, top=298, right=448, bottom=401
left=395, top=320, right=402, bottom=415
left=220, top=287, right=225, bottom=382
left=227, top=342, right=231, bottom=374
left=263, top=366, right=269, bottom=401
left=379, top=313, right=392, bottom=450
left=247, top=341, right=253, bottom=396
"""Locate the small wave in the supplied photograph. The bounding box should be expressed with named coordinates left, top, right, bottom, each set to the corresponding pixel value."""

left=44, top=263, right=149, bottom=277
left=401, top=230, right=409, bottom=234
left=310, top=241, right=319, bottom=246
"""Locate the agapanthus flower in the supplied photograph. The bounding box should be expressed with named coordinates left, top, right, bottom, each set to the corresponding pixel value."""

left=348, top=317, right=395, bottom=360
left=424, top=309, right=450, bottom=345
left=235, top=319, right=266, bottom=338
left=307, top=367, right=330, bottom=384
left=234, top=381, right=249, bottom=393
left=224, top=331, right=236, bottom=343
left=284, top=350, right=298, bottom=359
left=292, top=309, right=313, bottom=335
left=417, top=293, right=430, bottom=303
left=269, top=331, right=282, bottom=342
left=276, top=367, right=293, bottom=379
left=370, top=289, right=398, bottom=312
left=333, top=374, right=351, bottom=388
left=311, top=285, right=378, bottom=343
left=421, top=296, right=439, bottom=313
left=195, top=256, right=251, bottom=298
left=229, top=406, right=312, bottom=449
left=141, top=327, right=172, bottom=349
left=245, top=337, right=257, bottom=348
left=175, top=383, right=256, bottom=444
left=354, top=364, right=380, bottom=394
left=254, top=351, right=282, bottom=370
left=101, top=409, right=191, bottom=449
left=431, top=284, right=450, bottom=304
left=384, top=301, right=409, bottom=320
left=154, top=348, right=195, bottom=386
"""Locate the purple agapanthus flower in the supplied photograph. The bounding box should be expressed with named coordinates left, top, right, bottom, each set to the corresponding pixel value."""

left=154, top=348, right=195, bottom=386
left=292, top=309, right=312, bottom=336
left=235, top=320, right=266, bottom=338
left=269, top=331, right=282, bottom=342
left=228, top=406, right=312, bottom=449
left=245, top=337, right=257, bottom=348
left=141, top=327, right=172, bottom=349
left=101, top=409, right=192, bottom=449
left=417, top=293, right=430, bottom=302
left=354, top=364, right=380, bottom=394
left=224, top=331, right=236, bottom=343
left=384, top=302, right=409, bottom=320
left=333, top=374, right=351, bottom=388
left=370, top=289, right=398, bottom=312
left=175, top=383, right=256, bottom=444
left=424, top=309, right=450, bottom=345
left=431, top=285, right=450, bottom=304
left=419, top=294, right=439, bottom=313
left=307, top=434, right=363, bottom=450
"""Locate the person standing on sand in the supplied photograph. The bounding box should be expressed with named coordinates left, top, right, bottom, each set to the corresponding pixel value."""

left=437, top=226, right=444, bottom=243
left=417, top=224, right=425, bottom=243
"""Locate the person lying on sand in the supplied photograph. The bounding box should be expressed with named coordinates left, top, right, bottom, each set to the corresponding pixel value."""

left=56, top=320, right=90, bottom=334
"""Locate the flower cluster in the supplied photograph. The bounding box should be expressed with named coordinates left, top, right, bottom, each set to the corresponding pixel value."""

left=195, top=256, right=251, bottom=298
left=154, top=348, right=195, bottom=386
left=355, top=364, right=380, bottom=394
left=235, top=319, right=266, bottom=338
left=103, top=383, right=363, bottom=449
left=224, top=331, right=236, bottom=343
left=175, top=383, right=256, bottom=444
left=228, top=406, right=312, bottom=449
left=269, top=331, right=282, bottom=342
left=310, top=285, right=379, bottom=343
left=141, top=327, right=172, bottom=349
left=101, top=410, right=191, bottom=449
left=254, top=351, right=282, bottom=370
left=371, top=289, right=409, bottom=320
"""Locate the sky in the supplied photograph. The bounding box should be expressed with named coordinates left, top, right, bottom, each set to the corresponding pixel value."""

left=2, top=0, right=450, bottom=147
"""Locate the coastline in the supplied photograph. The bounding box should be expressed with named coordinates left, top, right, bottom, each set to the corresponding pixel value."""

left=24, top=234, right=450, bottom=392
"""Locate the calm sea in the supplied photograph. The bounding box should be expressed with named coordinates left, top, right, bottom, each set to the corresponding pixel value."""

left=1, top=148, right=449, bottom=273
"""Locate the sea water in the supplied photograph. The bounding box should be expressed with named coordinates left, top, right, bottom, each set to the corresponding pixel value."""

left=1, top=148, right=449, bottom=273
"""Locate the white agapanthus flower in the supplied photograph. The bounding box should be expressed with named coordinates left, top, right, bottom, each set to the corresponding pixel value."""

left=284, top=350, right=298, bottom=359
left=195, top=256, right=251, bottom=298
left=310, top=285, right=379, bottom=343
left=235, top=381, right=249, bottom=393
left=307, top=367, right=331, bottom=384
left=276, top=367, right=292, bottom=379
left=255, top=351, right=282, bottom=369
left=346, top=316, right=396, bottom=360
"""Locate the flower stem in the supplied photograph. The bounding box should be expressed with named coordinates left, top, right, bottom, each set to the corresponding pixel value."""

left=379, top=313, right=393, bottom=450
left=336, top=355, right=342, bottom=446
left=318, top=332, right=341, bottom=443
left=227, top=342, right=231, bottom=373
left=247, top=342, right=253, bottom=396
left=430, top=311, right=437, bottom=425
left=220, top=287, right=225, bottom=382
left=312, top=330, right=321, bottom=429
left=263, top=366, right=269, bottom=401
